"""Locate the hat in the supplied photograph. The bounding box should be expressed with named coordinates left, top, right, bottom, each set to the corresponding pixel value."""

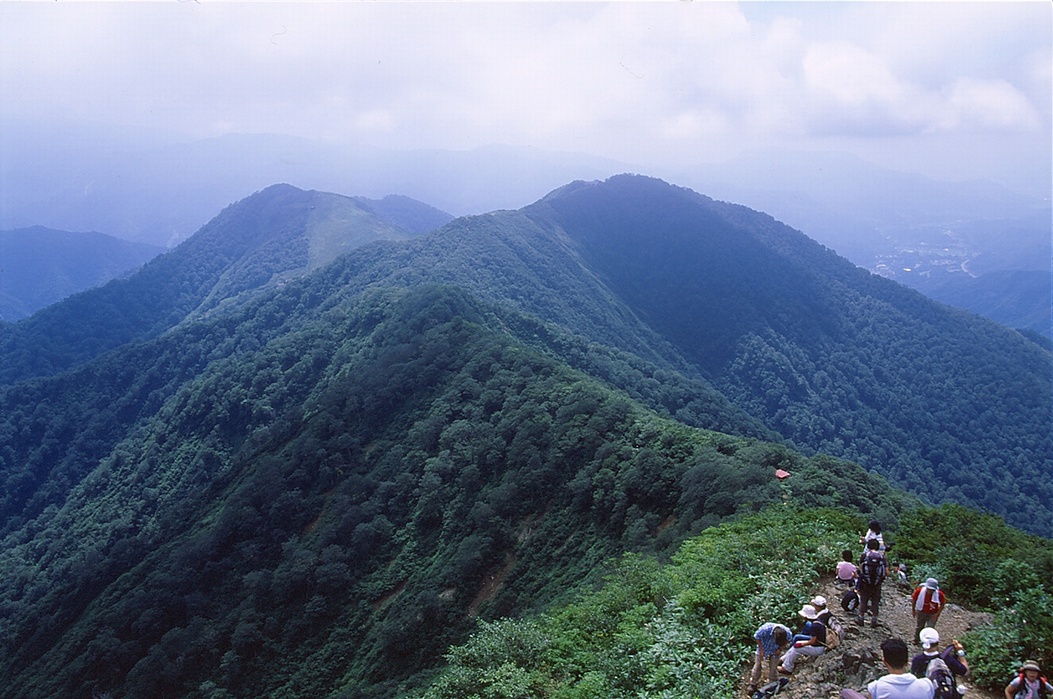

left=919, top=627, right=940, bottom=649
left=1022, top=660, right=1042, bottom=672
left=798, top=604, right=818, bottom=619
left=811, top=595, right=827, bottom=608
left=924, top=578, right=939, bottom=590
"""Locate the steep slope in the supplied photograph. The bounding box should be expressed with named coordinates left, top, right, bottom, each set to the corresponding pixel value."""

left=0, top=280, right=909, bottom=698
left=0, top=185, right=436, bottom=385
left=520, top=176, right=1052, bottom=535
left=0, top=175, right=1048, bottom=698
left=0, top=226, right=162, bottom=321
left=1, top=176, right=1047, bottom=536
left=308, top=174, right=1049, bottom=535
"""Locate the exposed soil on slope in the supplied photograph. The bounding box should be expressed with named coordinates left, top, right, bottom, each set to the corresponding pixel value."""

left=745, top=576, right=1000, bottom=698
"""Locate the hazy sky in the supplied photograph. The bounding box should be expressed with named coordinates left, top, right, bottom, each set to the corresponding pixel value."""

left=2, top=1, right=1050, bottom=198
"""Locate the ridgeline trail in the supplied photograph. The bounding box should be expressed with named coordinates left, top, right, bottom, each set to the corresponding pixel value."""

left=745, top=575, right=1002, bottom=699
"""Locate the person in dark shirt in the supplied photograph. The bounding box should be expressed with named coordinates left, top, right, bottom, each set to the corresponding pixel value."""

left=778, top=604, right=826, bottom=674
left=910, top=628, right=968, bottom=698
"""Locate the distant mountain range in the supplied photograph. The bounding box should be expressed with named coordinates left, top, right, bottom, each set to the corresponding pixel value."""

left=0, top=176, right=1048, bottom=697
left=4, top=128, right=1046, bottom=337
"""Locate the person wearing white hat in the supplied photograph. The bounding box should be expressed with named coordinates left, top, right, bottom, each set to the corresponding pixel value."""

left=777, top=604, right=827, bottom=674
left=911, top=578, right=946, bottom=644
left=1005, top=660, right=1052, bottom=699
left=910, top=628, right=969, bottom=697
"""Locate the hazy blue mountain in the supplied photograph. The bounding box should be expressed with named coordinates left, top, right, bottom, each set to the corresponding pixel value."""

left=5, top=121, right=1044, bottom=275
left=0, top=227, right=162, bottom=322
left=0, top=186, right=438, bottom=385
left=352, top=194, right=454, bottom=236
left=904, top=268, right=1051, bottom=340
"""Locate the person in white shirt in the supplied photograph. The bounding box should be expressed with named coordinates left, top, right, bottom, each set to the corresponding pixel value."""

left=861, top=519, right=886, bottom=551
left=840, top=638, right=934, bottom=699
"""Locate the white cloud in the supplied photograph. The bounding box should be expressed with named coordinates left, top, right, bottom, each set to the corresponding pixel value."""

left=941, top=78, right=1042, bottom=131
left=0, top=1, right=1048, bottom=193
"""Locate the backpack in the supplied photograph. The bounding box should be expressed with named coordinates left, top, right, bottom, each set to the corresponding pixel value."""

left=752, top=677, right=790, bottom=699
left=841, top=588, right=859, bottom=613
left=824, top=615, right=843, bottom=649
left=925, top=657, right=955, bottom=699
left=859, top=551, right=887, bottom=586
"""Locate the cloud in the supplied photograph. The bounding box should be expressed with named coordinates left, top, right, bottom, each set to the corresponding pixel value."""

left=942, top=78, right=1042, bottom=131
left=0, top=1, right=1048, bottom=194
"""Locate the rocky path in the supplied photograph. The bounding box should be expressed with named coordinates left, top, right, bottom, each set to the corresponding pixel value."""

left=746, top=576, right=1000, bottom=698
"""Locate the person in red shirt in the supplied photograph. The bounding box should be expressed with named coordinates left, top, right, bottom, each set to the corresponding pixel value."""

left=911, top=577, right=945, bottom=644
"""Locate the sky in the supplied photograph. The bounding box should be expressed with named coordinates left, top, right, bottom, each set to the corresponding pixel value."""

left=1, top=1, right=1050, bottom=200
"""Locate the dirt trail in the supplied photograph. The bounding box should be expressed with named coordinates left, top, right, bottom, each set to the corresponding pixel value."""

left=746, top=575, right=1000, bottom=698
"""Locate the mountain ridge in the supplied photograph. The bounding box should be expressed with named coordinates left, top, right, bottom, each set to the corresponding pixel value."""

left=0, top=186, right=444, bottom=385
left=0, top=174, right=1048, bottom=697
left=2, top=176, right=1048, bottom=533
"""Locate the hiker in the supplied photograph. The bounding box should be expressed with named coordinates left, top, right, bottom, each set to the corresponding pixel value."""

left=856, top=537, right=887, bottom=628
left=1004, top=660, right=1052, bottom=699
left=840, top=637, right=935, bottom=699
left=777, top=604, right=826, bottom=675
left=894, top=562, right=911, bottom=589
left=911, top=578, right=945, bottom=643
left=910, top=628, right=967, bottom=698
left=812, top=595, right=832, bottom=625
left=862, top=520, right=886, bottom=551
left=749, top=622, right=792, bottom=693
left=837, top=549, right=859, bottom=586
left=812, top=594, right=844, bottom=649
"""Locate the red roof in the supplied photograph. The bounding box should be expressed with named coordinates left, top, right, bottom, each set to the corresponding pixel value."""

left=775, top=469, right=791, bottom=480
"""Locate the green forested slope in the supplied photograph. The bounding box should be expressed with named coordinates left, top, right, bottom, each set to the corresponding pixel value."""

left=5, top=177, right=1046, bottom=536
left=0, top=282, right=911, bottom=698
left=525, top=176, right=1051, bottom=535
left=285, top=175, right=1050, bottom=534
left=0, top=175, right=1049, bottom=698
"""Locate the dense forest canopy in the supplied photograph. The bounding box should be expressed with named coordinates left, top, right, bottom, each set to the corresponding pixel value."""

left=0, top=175, right=1048, bottom=697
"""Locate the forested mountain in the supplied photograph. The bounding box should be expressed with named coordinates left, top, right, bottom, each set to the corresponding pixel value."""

left=0, top=226, right=162, bottom=322
left=258, top=174, right=1048, bottom=534
left=519, top=177, right=1052, bottom=534
left=0, top=175, right=1049, bottom=698
left=0, top=186, right=443, bottom=385
left=0, top=280, right=911, bottom=698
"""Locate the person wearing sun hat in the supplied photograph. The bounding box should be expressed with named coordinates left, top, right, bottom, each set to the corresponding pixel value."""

left=1005, top=660, right=1052, bottom=699
left=777, top=604, right=827, bottom=675
left=911, top=577, right=946, bottom=644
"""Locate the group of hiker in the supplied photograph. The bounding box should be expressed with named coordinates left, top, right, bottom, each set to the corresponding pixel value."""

left=747, top=521, right=1049, bottom=699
